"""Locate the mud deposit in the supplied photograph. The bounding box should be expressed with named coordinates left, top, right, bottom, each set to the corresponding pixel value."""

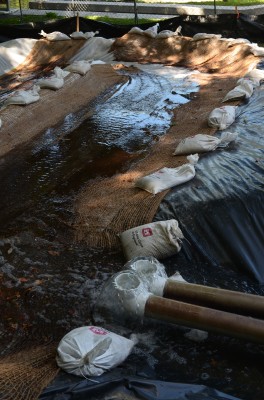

left=0, top=66, right=263, bottom=400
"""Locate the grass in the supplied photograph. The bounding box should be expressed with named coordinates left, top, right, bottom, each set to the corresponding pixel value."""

left=0, top=0, right=263, bottom=25
left=0, top=13, right=160, bottom=24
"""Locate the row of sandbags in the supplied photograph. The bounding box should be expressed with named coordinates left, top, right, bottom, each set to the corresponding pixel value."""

left=119, top=67, right=264, bottom=262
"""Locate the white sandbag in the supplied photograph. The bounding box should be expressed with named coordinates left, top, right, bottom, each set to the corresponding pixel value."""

left=244, top=68, right=264, bottom=84
left=135, top=154, right=199, bottom=195
left=222, top=80, right=254, bottom=102
left=37, top=67, right=68, bottom=90
left=208, top=106, right=236, bottom=130
left=249, top=43, right=264, bottom=57
left=157, top=30, right=175, bottom=39
left=65, top=60, right=91, bottom=75
left=53, top=66, right=69, bottom=79
left=56, top=326, right=134, bottom=377
left=0, top=118, right=2, bottom=129
left=90, top=60, right=105, bottom=65
left=218, top=130, right=238, bottom=146
left=175, top=26, right=182, bottom=35
left=5, top=85, right=40, bottom=106
left=70, top=31, right=99, bottom=40
left=236, top=76, right=259, bottom=89
left=156, top=24, right=182, bottom=38
left=192, top=33, right=222, bottom=41
left=120, top=219, right=184, bottom=260
left=39, top=30, right=71, bottom=41
left=173, top=131, right=238, bottom=155
left=70, top=31, right=88, bottom=40
left=174, top=134, right=220, bottom=155
left=128, top=26, right=144, bottom=35
left=221, top=37, right=250, bottom=46
left=143, top=23, right=159, bottom=38
left=38, top=76, right=64, bottom=90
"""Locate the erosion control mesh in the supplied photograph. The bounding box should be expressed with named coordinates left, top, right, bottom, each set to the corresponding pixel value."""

left=0, top=343, right=59, bottom=400
left=74, top=35, right=258, bottom=248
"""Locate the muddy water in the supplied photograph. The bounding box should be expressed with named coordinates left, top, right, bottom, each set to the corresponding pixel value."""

left=0, top=66, right=263, bottom=400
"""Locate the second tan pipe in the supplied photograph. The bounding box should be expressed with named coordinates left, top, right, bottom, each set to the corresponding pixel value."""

left=145, top=295, right=264, bottom=344
left=163, top=280, right=264, bottom=318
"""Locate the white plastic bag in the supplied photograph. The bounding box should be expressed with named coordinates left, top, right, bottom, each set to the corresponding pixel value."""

left=5, top=85, right=40, bottom=106
left=39, top=30, right=71, bottom=41
left=56, top=326, right=134, bottom=377
left=173, top=132, right=238, bottom=155
left=208, top=106, right=236, bottom=130
left=120, top=219, right=184, bottom=260
left=135, top=154, right=199, bottom=195
left=65, top=60, right=91, bottom=75
left=222, top=80, right=254, bottom=102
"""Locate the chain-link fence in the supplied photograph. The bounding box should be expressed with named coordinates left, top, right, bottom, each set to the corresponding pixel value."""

left=1, top=0, right=262, bottom=49
left=5, top=0, right=264, bottom=24
left=6, top=0, right=148, bottom=20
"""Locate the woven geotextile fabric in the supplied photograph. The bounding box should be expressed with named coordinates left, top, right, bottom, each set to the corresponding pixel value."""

left=0, top=64, right=126, bottom=158
left=0, top=342, right=59, bottom=400
left=74, top=72, right=243, bottom=248
left=111, top=34, right=259, bottom=75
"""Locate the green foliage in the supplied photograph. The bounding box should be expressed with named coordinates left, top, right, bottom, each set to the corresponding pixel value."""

left=45, top=11, right=58, bottom=19
left=0, top=0, right=263, bottom=25
left=0, top=13, right=160, bottom=25
left=87, top=15, right=162, bottom=25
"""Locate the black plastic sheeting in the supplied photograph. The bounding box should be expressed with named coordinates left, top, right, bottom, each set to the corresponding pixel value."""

left=155, top=75, right=264, bottom=284
left=40, top=371, right=241, bottom=400
left=1, top=14, right=264, bottom=42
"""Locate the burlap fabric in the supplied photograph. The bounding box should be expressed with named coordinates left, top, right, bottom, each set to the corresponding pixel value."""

left=111, top=34, right=257, bottom=74
left=0, top=342, right=59, bottom=400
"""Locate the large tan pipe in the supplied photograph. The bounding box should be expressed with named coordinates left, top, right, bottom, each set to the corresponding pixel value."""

left=163, top=280, right=264, bottom=318
left=127, top=257, right=264, bottom=318
left=113, top=270, right=264, bottom=343
left=145, top=295, right=264, bottom=344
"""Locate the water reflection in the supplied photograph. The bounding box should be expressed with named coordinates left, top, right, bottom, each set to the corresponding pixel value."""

left=0, top=66, right=198, bottom=226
